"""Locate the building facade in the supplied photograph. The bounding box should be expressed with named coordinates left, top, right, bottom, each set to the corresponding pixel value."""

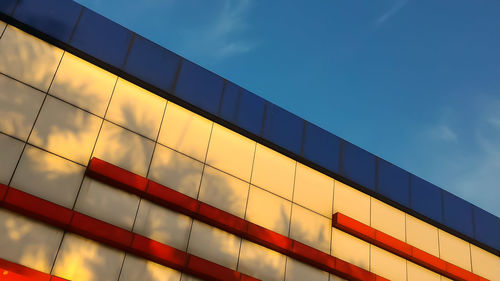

left=0, top=1, right=498, bottom=281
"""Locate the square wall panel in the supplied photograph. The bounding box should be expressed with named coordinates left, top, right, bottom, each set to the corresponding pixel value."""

left=119, top=254, right=182, bottom=281
left=339, top=141, right=376, bottom=191
left=330, top=228, right=370, bottom=271
left=442, top=190, right=474, bottom=238
left=238, top=239, right=286, bottom=281
left=133, top=199, right=192, bottom=251
left=218, top=82, right=240, bottom=122
left=407, top=261, right=441, bottom=281
left=370, top=245, right=407, bottom=281
left=405, top=214, right=439, bottom=257
left=11, top=145, right=85, bottom=208
left=302, top=122, right=340, bottom=174
left=470, top=244, right=500, bottom=281
left=206, top=124, right=255, bottom=182
left=198, top=165, right=250, bottom=218
left=376, top=158, right=410, bottom=207
left=50, top=52, right=117, bottom=117
left=370, top=198, right=406, bottom=241
left=285, top=258, right=329, bottom=281
left=438, top=229, right=471, bottom=271
left=0, top=209, right=64, bottom=273
left=180, top=275, right=203, bottom=281
left=187, top=221, right=241, bottom=270
left=106, top=78, right=166, bottom=140
left=158, top=102, right=213, bottom=162
left=0, top=21, right=6, bottom=34
left=293, top=163, right=334, bottom=217
left=410, top=175, right=443, bottom=223
left=148, top=144, right=203, bottom=198
left=93, top=121, right=155, bottom=177
left=74, top=177, right=140, bottom=231
left=0, top=133, right=24, bottom=184
left=29, top=96, right=102, bottom=165
left=245, top=186, right=292, bottom=236
left=330, top=274, right=348, bottom=281
left=0, top=74, right=45, bottom=140
left=0, top=25, right=63, bottom=92
left=236, top=89, right=266, bottom=136
left=251, top=144, right=296, bottom=200
left=333, top=181, right=370, bottom=226
left=53, top=233, right=125, bottom=281
left=289, top=204, right=331, bottom=253
left=262, top=103, right=304, bottom=155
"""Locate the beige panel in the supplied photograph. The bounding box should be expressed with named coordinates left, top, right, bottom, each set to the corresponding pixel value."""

left=74, top=177, right=140, bottom=230
left=50, top=53, right=116, bottom=117
left=0, top=74, right=45, bottom=140
left=158, top=102, right=213, bottom=162
left=0, top=25, right=63, bottom=91
left=119, top=254, right=181, bottom=281
left=333, top=181, right=370, bottom=225
left=289, top=204, right=331, bottom=253
left=285, top=258, right=329, bottom=281
left=11, top=145, right=85, bottom=208
left=180, top=274, right=203, bottom=281
left=470, top=244, right=500, bottom=281
left=0, top=21, right=6, bottom=35
left=198, top=166, right=249, bottom=218
left=93, top=121, right=155, bottom=177
left=133, top=200, right=192, bottom=251
left=53, top=233, right=125, bottom=281
left=330, top=274, right=348, bottom=281
left=148, top=144, right=203, bottom=198
left=206, top=124, right=255, bottom=182
left=441, top=277, right=454, bottom=281
left=187, top=221, right=241, bottom=270
left=0, top=133, right=24, bottom=184
left=371, top=198, right=406, bottom=241
left=0, top=209, right=63, bottom=273
left=251, top=144, right=295, bottom=200
left=245, top=186, right=292, bottom=236
left=370, top=245, right=407, bottom=281
left=438, top=229, right=471, bottom=270
left=29, top=96, right=101, bottom=165
left=106, top=78, right=166, bottom=139
left=293, top=163, right=334, bottom=217
left=331, top=228, right=370, bottom=271
left=407, top=261, right=441, bottom=281
left=406, top=214, right=439, bottom=256
left=238, top=239, right=286, bottom=281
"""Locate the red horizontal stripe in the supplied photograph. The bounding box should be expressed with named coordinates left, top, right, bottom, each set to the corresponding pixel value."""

left=0, top=257, right=68, bottom=281
left=332, top=212, right=489, bottom=281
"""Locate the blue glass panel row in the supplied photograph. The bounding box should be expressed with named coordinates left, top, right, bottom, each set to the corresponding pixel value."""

left=410, top=175, right=443, bottom=223
left=473, top=206, right=500, bottom=251
left=0, top=0, right=17, bottom=15
left=340, top=141, right=376, bottom=191
left=377, top=159, right=410, bottom=207
left=303, top=122, right=340, bottom=173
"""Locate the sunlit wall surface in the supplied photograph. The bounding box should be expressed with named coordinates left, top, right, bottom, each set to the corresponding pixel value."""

left=0, top=7, right=499, bottom=281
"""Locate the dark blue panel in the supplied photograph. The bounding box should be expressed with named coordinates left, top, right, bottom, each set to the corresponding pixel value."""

left=70, top=8, right=132, bottom=69
left=174, top=60, right=224, bottom=115
left=340, top=141, right=376, bottom=191
left=0, top=0, right=17, bottom=15
left=377, top=159, right=410, bottom=207
left=473, top=207, right=500, bottom=251
left=410, top=175, right=443, bottom=223
left=13, top=0, right=81, bottom=43
left=303, top=122, right=340, bottom=173
left=123, top=35, right=180, bottom=92
left=442, top=190, right=474, bottom=237
left=218, top=82, right=240, bottom=121
left=237, top=89, right=266, bottom=136
left=262, top=103, right=304, bottom=155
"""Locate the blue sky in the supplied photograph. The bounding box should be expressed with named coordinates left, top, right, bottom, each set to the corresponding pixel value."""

left=75, top=0, right=500, bottom=217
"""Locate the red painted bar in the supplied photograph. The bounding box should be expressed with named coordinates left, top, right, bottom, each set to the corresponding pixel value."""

left=0, top=257, right=68, bottom=281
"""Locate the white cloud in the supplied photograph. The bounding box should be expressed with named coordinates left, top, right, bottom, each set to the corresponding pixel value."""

left=428, top=125, right=458, bottom=142
left=376, top=0, right=409, bottom=25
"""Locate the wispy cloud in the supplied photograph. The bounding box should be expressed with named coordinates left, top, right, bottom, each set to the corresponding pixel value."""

left=376, top=0, right=409, bottom=25
left=428, top=125, right=458, bottom=142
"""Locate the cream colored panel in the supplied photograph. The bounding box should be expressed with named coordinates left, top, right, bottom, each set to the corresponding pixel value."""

left=158, top=102, right=213, bottom=161
left=238, top=239, right=286, bottom=281
left=198, top=166, right=249, bottom=218
left=245, top=186, right=292, bottom=236
left=180, top=275, right=203, bottom=281
left=148, top=144, right=203, bottom=198
left=53, top=233, right=125, bottom=281
left=407, top=261, right=441, bottom=281
left=441, top=277, right=454, bottom=281
left=11, top=145, right=85, bottom=208
left=285, top=258, right=329, bottom=281
left=93, top=121, right=155, bottom=177
left=187, top=221, right=241, bottom=270
left=0, top=209, right=63, bottom=273
left=0, top=21, right=6, bottom=35
left=75, top=177, right=140, bottom=231
left=0, top=133, right=24, bottom=184
left=371, top=245, right=407, bottom=281
left=371, top=198, right=406, bottom=241
left=133, top=199, right=192, bottom=251
left=106, top=78, right=166, bottom=139
left=406, top=214, right=439, bottom=256
left=0, top=74, right=45, bottom=140
left=289, top=204, right=331, bottom=253
left=119, top=254, right=181, bottom=281
left=29, top=96, right=101, bottom=165
left=293, top=163, right=334, bottom=217
left=330, top=228, right=369, bottom=271
left=330, top=275, right=348, bottom=281
left=438, top=229, right=471, bottom=270
left=251, top=144, right=295, bottom=200
left=50, top=53, right=116, bottom=117
left=470, top=244, right=500, bottom=281
left=333, top=181, right=370, bottom=225
left=0, top=25, right=63, bottom=91
left=206, top=124, right=255, bottom=182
